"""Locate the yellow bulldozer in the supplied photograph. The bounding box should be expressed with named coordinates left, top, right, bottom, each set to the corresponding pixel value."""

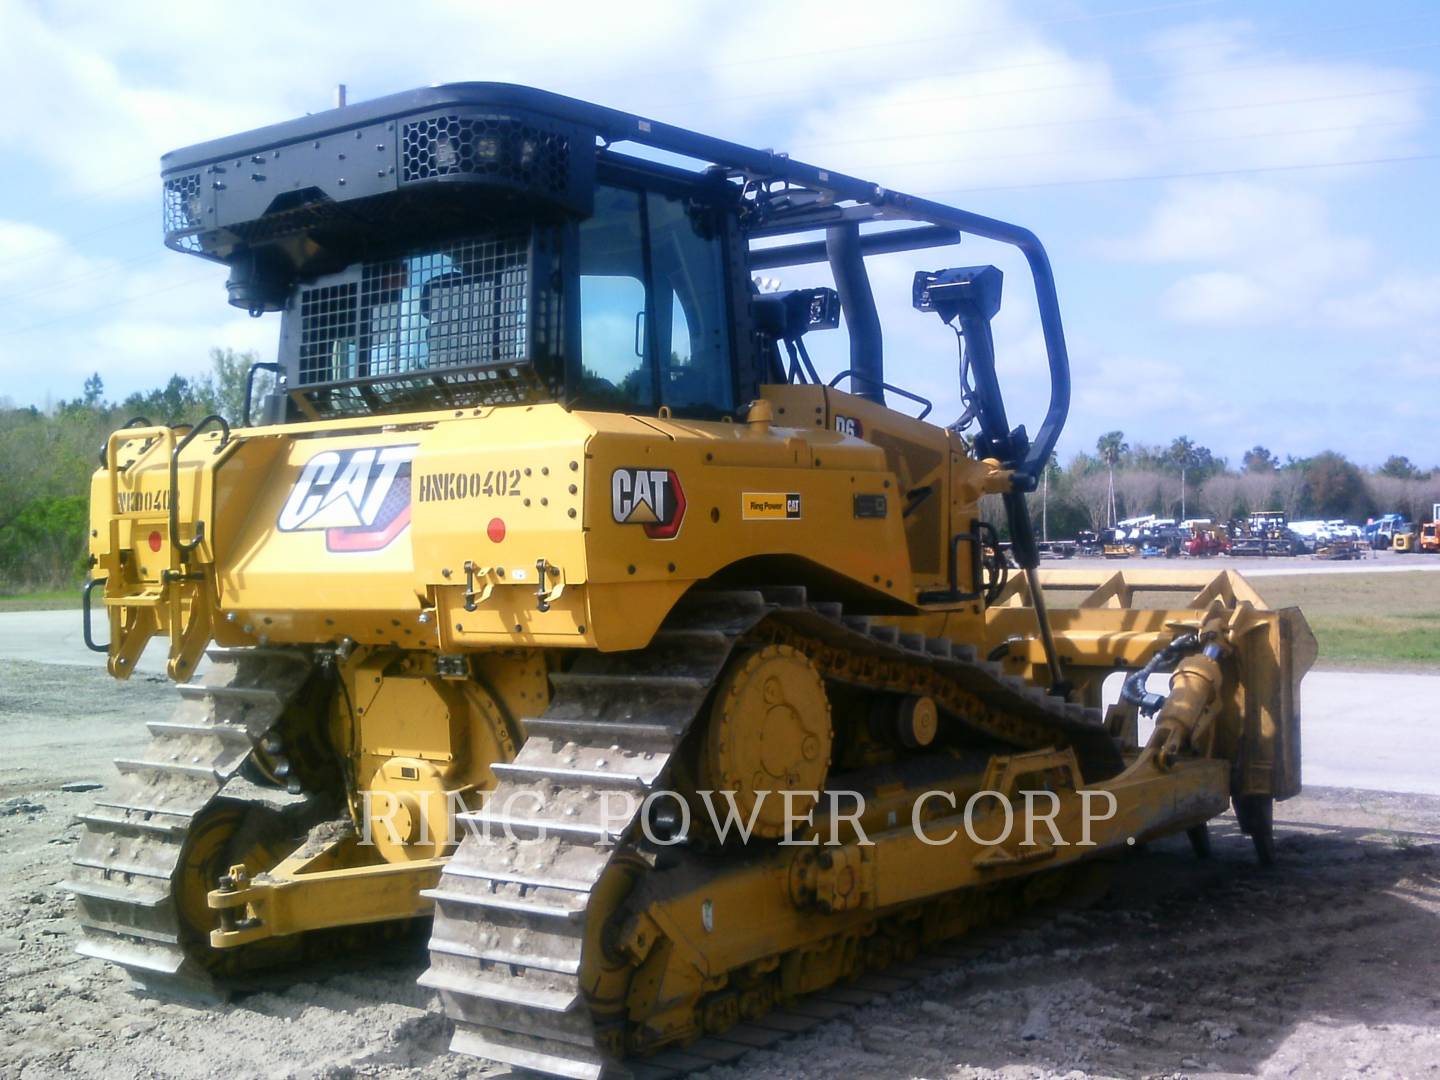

left=73, top=84, right=1314, bottom=1077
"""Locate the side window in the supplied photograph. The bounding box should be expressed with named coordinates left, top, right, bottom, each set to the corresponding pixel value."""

left=670, top=292, right=693, bottom=365
left=578, top=187, right=654, bottom=408
left=646, top=192, right=732, bottom=413
left=575, top=185, right=733, bottom=414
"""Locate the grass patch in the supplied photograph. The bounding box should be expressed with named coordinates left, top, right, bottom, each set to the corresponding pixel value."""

left=1249, top=572, right=1440, bottom=669
left=0, top=588, right=79, bottom=612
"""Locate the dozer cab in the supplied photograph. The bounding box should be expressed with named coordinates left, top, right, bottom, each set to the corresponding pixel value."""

left=74, top=83, right=1314, bottom=1078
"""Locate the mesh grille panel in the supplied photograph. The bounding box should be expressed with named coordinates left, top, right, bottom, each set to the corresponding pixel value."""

left=296, top=233, right=528, bottom=385
left=298, top=284, right=359, bottom=383
left=401, top=114, right=569, bottom=194
left=163, top=172, right=204, bottom=252
left=295, top=365, right=544, bottom=419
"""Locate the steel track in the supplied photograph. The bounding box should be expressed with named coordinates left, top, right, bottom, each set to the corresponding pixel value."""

left=66, top=646, right=314, bottom=998
left=422, top=587, right=1117, bottom=1078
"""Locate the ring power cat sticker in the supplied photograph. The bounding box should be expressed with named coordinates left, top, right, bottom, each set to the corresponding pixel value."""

left=612, top=468, right=686, bottom=539
left=278, top=445, right=417, bottom=552
left=742, top=492, right=802, bottom=520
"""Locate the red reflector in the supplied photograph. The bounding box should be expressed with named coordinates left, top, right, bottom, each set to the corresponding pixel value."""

left=148, top=531, right=162, bottom=552
left=487, top=518, right=506, bottom=543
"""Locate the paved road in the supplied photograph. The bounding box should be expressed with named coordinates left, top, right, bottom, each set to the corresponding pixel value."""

left=4, top=609, right=1436, bottom=795
left=1112, top=670, right=1440, bottom=797
left=1293, top=672, right=1439, bottom=794
left=0, top=609, right=170, bottom=675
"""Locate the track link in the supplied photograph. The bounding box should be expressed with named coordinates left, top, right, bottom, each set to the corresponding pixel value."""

left=423, top=587, right=1117, bottom=1078
left=421, top=589, right=767, bottom=1078
left=66, top=646, right=314, bottom=998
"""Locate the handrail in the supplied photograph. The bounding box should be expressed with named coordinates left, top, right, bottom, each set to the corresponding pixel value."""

left=81, top=577, right=108, bottom=653
left=242, top=362, right=283, bottom=426
left=97, top=415, right=154, bottom=468
left=106, top=424, right=175, bottom=533
left=827, top=371, right=933, bottom=420
left=170, top=415, right=230, bottom=560
left=875, top=192, right=1069, bottom=489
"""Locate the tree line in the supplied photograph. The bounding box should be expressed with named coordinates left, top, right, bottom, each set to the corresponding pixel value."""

left=1033, top=430, right=1440, bottom=541
left=0, top=349, right=256, bottom=590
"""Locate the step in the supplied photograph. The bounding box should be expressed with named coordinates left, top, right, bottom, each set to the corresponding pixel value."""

left=459, top=810, right=618, bottom=844
left=178, top=683, right=284, bottom=707
left=205, top=645, right=310, bottom=666
left=74, top=912, right=180, bottom=946
left=114, top=758, right=220, bottom=782
left=71, top=855, right=174, bottom=883
left=79, top=811, right=188, bottom=837
left=440, top=862, right=598, bottom=896
left=427, top=937, right=581, bottom=977
left=650, top=627, right=730, bottom=646
left=422, top=887, right=586, bottom=922
left=507, top=739, right=671, bottom=785
left=89, top=798, right=194, bottom=823
left=417, top=967, right=579, bottom=1013
left=758, top=585, right=808, bottom=607
left=76, top=935, right=185, bottom=977
left=63, top=877, right=168, bottom=908
left=546, top=672, right=709, bottom=693
left=146, top=719, right=254, bottom=743
left=449, top=1025, right=605, bottom=1080
left=489, top=761, right=651, bottom=790
left=521, top=716, right=685, bottom=744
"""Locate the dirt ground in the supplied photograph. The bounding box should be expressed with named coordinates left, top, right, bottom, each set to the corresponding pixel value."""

left=3, top=659, right=1439, bottom=1080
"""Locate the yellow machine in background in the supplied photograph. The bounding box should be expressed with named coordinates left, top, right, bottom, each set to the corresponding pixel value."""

left=73, top=84, right=1313, bottom=1078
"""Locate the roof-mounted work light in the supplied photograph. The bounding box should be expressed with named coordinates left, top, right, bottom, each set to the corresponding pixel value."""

left=912, top=265, right=1003, bottom=325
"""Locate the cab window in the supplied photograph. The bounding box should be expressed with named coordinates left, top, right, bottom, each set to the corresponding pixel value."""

left=576, top=183, right=733, bottom=414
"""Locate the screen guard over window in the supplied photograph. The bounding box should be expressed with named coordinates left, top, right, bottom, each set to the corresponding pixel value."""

left=280, top=228, right=562, bottom=418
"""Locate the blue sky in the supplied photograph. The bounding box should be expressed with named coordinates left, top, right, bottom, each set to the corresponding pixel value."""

left=1, top=0, right=1436, bottom=467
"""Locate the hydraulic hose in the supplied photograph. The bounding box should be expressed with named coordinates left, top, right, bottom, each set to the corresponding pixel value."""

left=1121, top=633, right=1201, bottom=716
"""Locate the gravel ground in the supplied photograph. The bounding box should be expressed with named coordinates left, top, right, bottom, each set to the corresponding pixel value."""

left=2, top=660, right=1438, bottom=1080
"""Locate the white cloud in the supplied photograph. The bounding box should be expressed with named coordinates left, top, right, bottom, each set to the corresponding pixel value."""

left=1160, top=270, right=1268, bottom=324
left=776, top=25, right=1152, bottom=195
left=0, top=0, right=1432, bottom=467
left=1098, top=22, right=1428, bottom=336
left=0, top=220, right=134, bottom=315
left=1146, top=20, right=1425, bottom=169
left=1116, top=175, right=1440, bottom=338
left=1334, top=274, right=1440, bottom=334
left=0, top=216, right=245, bottom=395
left=0, top=0, right=717, bottom=198
left=1119, top=179, right=1345, bottom=263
